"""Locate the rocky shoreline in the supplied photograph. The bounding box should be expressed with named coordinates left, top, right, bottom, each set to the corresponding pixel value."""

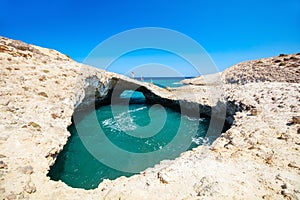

left=0, top=37, right=299, bottom=199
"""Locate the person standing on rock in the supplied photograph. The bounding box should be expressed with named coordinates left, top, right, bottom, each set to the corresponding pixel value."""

left=131, top=71, right=135, bottom=79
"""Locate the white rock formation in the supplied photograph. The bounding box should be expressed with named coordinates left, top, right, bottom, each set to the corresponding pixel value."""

left=0, top=36, right=299, bottom=199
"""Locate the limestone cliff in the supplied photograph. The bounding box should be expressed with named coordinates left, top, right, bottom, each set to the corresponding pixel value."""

left=0, top=36, right=299, bottom=199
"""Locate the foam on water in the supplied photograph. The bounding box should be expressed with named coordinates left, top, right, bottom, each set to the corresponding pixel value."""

left=191, top=136, right=210, bottom=145
left=102, top=106, right=148, bottom=132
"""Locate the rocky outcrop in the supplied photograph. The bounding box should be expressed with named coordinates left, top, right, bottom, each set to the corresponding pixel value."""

left=223, top=53, right=300, bottom=84
left=182, top=53, right=300, bottom=86
left=0, top=36, right=299, bottom=199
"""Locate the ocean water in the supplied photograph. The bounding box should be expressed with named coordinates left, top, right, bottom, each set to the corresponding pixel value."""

left=48, top=77, right=210, bottom=190
left=140, top=77, right=190, bottom=88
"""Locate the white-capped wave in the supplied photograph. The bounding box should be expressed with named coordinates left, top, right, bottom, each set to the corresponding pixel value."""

left=184, top=115, right=205, bottom=121
left=129, top=106, right=147, bottom=113
left=102, top=106, right=147, bottom=132
left=191, top=137, right=210, bottom=145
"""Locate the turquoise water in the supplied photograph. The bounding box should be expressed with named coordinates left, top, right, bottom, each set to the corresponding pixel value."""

left=142, top=77, right=189, bottom=88
left=48, top=78, right=210, bottom=190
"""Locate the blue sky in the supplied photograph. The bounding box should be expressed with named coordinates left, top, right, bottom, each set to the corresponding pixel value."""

left=1, top=0, right=300, bottom=76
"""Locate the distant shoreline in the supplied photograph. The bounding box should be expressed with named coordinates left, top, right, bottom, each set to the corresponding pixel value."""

left=130, top=76, right=195, bottom=80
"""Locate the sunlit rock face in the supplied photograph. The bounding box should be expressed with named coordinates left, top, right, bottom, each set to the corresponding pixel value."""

left=1, top=36, right=299, bottom=199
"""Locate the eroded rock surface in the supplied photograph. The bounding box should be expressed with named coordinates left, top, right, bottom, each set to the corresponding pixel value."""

left=181, top=53, right=300, bottom=85
left=0, top=36, right=299, bottom=199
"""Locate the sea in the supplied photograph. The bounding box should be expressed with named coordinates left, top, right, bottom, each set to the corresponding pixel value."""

left=140, top=77, right=188, bottom=88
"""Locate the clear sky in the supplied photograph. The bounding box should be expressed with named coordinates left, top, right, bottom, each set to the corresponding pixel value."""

left=1, top=0, right=300, bottom=76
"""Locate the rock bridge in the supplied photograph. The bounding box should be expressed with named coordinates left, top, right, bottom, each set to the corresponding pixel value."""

left=75, top=73, right=232, bottom=126
left=109, top=76, right=174, bottom=102
left=77, top=74, right=175, bottom=109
